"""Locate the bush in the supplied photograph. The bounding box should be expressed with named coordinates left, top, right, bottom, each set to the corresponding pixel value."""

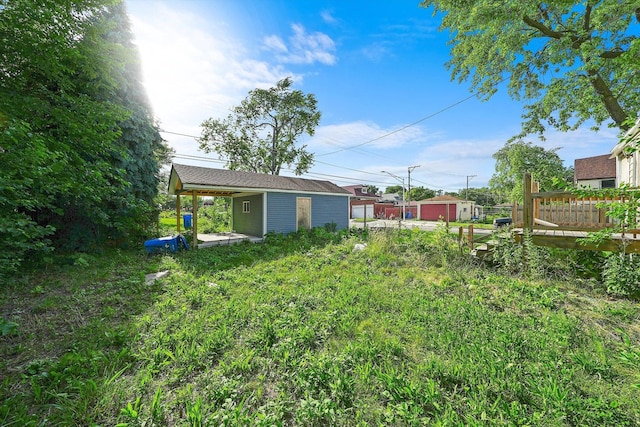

left=602, top=253, right=640, bottom=299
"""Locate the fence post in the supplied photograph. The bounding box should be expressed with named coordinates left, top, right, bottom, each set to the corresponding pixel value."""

left=523, top=172, right=533, bottom=232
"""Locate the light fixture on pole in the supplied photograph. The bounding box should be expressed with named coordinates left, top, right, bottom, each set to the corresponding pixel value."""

left=407, top=165, right=420, bottom=219
left=381, top=170, right=405, bottom=221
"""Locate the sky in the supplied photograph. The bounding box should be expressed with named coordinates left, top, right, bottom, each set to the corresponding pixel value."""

left=126, top=0, right=621, bottom=194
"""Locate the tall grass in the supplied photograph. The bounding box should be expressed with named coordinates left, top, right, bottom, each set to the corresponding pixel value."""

left=1, top=228, right=638, bottom=425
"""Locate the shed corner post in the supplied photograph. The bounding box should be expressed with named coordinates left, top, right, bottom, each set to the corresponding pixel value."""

left=176, top=195, right=181, bottom=233
left=192, top=190, right=198, bottom=249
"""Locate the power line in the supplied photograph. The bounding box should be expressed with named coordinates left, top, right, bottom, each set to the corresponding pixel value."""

left=160, top=129, right=201, bottom=139
left=317, top=92, right=479, bottom=157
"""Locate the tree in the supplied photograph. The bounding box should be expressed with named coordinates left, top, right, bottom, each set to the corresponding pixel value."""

left=385, top=185, right=404, bottom=196
left=0, top=0, right=168, bottom=276
left=366, top=185, right=379, bottom=195
left=489, top=141, right=570, bottom=203
left=200, top=77, right=320, bottom=175
left=419, top=1, right=640, bottom=138
left=457, top=187, right=504, bottom=206
left=410, top=186, right=435, bottom=201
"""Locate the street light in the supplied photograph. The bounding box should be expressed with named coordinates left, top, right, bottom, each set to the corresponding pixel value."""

left=381, top=170, right=405, bottom=221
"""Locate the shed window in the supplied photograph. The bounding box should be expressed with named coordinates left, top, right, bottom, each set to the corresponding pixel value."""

left=601, top=179, right=615, bottom=189
left=243, top=201, right=250, bottom=213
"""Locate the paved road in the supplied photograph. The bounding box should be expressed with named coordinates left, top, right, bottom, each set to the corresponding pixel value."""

left=349, top=219, right=493, bottom=235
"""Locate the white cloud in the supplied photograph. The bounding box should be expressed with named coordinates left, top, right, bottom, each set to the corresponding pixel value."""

left=264, top=23, right=337, bottom=65
left=310, top=121, right=428, bottom=152
left=263, top=35, right=288, bottom=54
left=128, top=3, right=297, bottom=162
left=321, top=10, right=338, bottom=25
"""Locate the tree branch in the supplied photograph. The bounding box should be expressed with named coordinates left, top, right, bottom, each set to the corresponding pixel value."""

left=522, top=15, right=562, bottom=39
left=587, top=69, right=630, bottom=130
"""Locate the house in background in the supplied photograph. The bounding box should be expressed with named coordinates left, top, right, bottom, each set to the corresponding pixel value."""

left=415, top=195, right=474, bottom=221
left=342, top=184, right=379, bottom=219
left=168, top=164, right=351, bottom=245
left=610, top=117, right=640, bottom=187
left=574, top=154, right=616, bottom=189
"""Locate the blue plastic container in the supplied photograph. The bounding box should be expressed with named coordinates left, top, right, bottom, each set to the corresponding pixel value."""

left=144, top=235, right=189, bottom=254
left=183, top=214, right=192, bottom=228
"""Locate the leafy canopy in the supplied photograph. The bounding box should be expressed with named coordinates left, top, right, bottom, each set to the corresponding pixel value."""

left=420, top=1, right=640, bottom=138
left=489, top=141, right=571, bottom=202
left=0, top=0, right=167, bottom=277
left=200, top=77, right=320, bottom=175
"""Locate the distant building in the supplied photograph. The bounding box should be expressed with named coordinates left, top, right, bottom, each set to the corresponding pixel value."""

left=574, top=154, right=616, bottom=189
left=342, top=184, right=378, bottom=219
left=415, top=195, right=474, bottom=221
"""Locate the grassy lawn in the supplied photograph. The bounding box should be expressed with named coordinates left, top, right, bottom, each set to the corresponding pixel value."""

left=1, top=228, right=639, bottom=425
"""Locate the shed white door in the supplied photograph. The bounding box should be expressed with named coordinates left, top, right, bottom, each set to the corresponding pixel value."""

left=297, top=197, right=311, bottom=230
left=351, top=204, right=374, bottom=219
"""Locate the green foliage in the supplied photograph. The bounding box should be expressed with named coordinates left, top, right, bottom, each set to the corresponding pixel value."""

left=490, top=141, right=571, bottom=203
left=0, top=0, right=169, bottom=266
left=602, top=253, right=640, bottom=300
left=385, top=184, right=404, bottom=195
left=200, top=77, right=320, bottom=175
left=419, top=0, right=640, bottom=137
left=409, top=185, right=435, bottom=201
left=574, top=184, right=640, bottom=299
left=2, top=232, right=639, bottom=425
left=0, top=317, right=18, bottom=336
left=490, top=229, right=572, bottom=279
left=457, top=186, right=504, bottom=206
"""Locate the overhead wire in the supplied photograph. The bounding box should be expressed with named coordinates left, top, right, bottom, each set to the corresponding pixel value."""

left=316, top=92, right=479, bottom=157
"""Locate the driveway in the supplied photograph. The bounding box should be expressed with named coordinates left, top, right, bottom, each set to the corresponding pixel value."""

left=349, top=219, right=493, bottom=235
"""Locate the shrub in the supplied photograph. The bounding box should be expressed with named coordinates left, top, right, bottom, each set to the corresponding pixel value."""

left=602, top=253, right=640, bottom=299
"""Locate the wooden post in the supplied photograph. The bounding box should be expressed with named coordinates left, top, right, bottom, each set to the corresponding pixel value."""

left=445, top=203, right=450, bottom=227
left=532, top=181, right=540, bottom=222
left=176, top=195, right=181, bottom=233
left=468, top=224, right=474, bottom=250
left=192, top=190, right=198, bottom=249
left=523, top=172, right=533, bottom=232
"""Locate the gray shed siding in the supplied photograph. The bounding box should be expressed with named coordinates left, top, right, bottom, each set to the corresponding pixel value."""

left=266, top=192, right=349, bottom=235
left=232, top=194, right=264, bottom=237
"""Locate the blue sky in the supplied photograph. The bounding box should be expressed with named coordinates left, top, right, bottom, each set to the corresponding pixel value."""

left=126, top=0, right=620, bottom=193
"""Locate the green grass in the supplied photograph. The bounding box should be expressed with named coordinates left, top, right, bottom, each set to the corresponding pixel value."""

left=1, top=228, right=639, bottom=425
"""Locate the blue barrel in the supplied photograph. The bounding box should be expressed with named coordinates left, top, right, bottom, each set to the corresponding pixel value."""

left=183, top=214, right=192, bottom=228
left=406, top=211, right=412, bottom=219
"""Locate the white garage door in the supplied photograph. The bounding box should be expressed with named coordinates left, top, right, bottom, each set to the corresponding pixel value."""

left=352, top=204, right=374, bottom=219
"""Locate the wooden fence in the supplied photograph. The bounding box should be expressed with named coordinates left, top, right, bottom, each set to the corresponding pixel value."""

left=516, top=173, right=619, bottom=231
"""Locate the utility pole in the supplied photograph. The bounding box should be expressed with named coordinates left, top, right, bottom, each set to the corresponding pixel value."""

left=466, top=175, right=477, bottom=201
left=407, top=165, right=420, bottom=219
left=381, top=170, right=405, bottom=222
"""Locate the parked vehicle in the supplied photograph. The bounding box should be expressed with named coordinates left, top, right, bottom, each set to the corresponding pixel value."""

left=493, top=217, right=512, bottom=229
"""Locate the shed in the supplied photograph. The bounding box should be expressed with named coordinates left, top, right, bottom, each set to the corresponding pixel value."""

left=168, top=164, right=351, bottom=247
left=416, top=195, right=474, bottom=222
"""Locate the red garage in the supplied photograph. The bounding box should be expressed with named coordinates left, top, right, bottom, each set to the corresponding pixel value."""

left=416, top=195, right=473, bottom=222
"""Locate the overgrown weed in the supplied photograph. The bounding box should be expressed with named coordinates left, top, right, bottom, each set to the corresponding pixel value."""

left=1, top=227, right=638, bottom=425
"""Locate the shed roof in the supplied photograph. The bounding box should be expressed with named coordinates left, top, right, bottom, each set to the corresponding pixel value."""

left=417, top=195, right=467, bottom=203
left=574, top=154, right=615, bottom=181
left=168, top=163, right=351, bottom=196
left=342, top=184, right=378, bottom=199
left=611, top=117, right=640, bottom=157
